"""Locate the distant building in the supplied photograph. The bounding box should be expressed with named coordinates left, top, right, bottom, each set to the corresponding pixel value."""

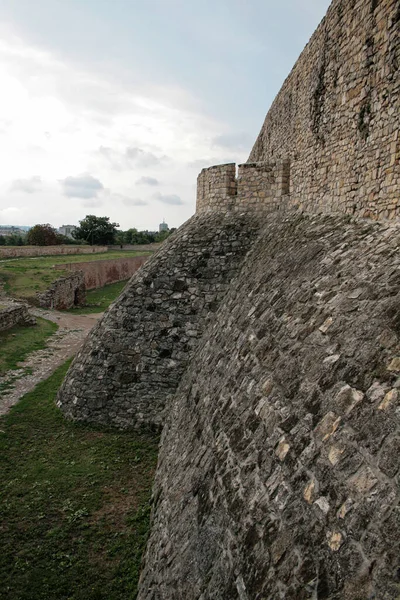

left=159, top=220, right=169, bottom=233
left=0, top=226, right=26, bottom=237
left=58, top=225, right=76, bottom=239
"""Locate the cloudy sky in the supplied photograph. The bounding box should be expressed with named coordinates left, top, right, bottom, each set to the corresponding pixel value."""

left=0, top=0, right=330, bottom=231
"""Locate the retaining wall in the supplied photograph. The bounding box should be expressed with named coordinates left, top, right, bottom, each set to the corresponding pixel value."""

left=55, top=255, right=149, bottom=290
left=138, top=213, right=400, bottom=600
left=0, top=245, right=107, bottom=259
left=57, top=210, right=261, bottom=431
left=108, top=243, right=162, bottom=252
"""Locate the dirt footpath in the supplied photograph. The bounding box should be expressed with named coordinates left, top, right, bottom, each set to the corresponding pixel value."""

left=0, top=308, right=102, bottom=416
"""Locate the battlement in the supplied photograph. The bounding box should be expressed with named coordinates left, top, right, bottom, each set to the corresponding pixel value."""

left=196, top=159, right=291, bottom=214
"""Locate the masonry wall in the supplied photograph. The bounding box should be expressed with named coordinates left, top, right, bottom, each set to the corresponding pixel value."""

left=196, top=163, right=237, bottom=213
left=36, top=272, right=86, bottom=310
left=0, top=302, right=36, bottom=332
left=54, top=255, right=149, bottom=290
left=196, top=161, right=291, bottom=214
left=108, top=243, right=162, bottom=252
left=249, top=0, right=400, bottom=220
left=139, top=213, right=400, bottom=600
left=57, top=211, right=260, bottom=431
left=0, top=245, right=107, bottom=259
left=55, top=0, right=400, bottom=596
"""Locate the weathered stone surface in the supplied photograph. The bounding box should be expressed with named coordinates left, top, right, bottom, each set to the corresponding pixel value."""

left=57, top=210, right=260, bottom=430
left=0, top=301, right=36, bottom=332
left=55, top=0, right=400, bottom=596
left=138, top=214, right=400, bottom=599
left=196, top=161, right=290, bottom=215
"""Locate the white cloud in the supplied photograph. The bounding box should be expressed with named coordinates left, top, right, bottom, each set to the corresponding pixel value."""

left=136, top=176, right=160, bottom=186
left=154, top=192, right=185, bottom=206
left=0, top=29, right=243, bottom=229
left=113, top=194, right=148, bottom=207
left=11, top=176, right=42, bottom=194
left=60, top=174, right=104, bottom=199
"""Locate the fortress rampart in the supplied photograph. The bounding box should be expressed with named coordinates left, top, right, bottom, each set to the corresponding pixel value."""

left=249, top=0, right=399, bottom=220
left=56, top=0, right=400, bottom=596
left=197, top=0, right=399, bottom=221
left=196, top=161, right=290, bottom=214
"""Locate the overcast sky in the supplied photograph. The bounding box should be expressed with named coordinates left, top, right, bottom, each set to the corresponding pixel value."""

left=0, top=0, right=330, bottom=231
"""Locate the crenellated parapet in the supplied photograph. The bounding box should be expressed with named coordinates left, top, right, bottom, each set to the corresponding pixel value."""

left=196, top=159, right=291, bottom=214
left=196, top=163, right=237, bottom=213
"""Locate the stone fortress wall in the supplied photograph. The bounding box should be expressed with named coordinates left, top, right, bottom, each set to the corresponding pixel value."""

left=56, top=0, right=400, bottom=597
left=196, top=161, right=290, bottom=214
left=249, top=0, right=399, bottom=220
left=138, top=213, right=400, bottom=600
left=198, top=0, right=399, bottom=221
left=54, top=255, right=149, bottom=290
left=57, top=211, right=261, bottom=430
left=0, top=245, right=107, bottom=258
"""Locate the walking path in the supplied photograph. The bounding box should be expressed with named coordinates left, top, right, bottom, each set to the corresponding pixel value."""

left=0, top=308, right=102, bottom=416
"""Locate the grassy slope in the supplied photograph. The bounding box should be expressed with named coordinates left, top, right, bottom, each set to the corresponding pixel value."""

left=0, top=251, right=151, bottom=299
left=67, top=280, right=128, bottom=314
left=0, top=317, right=58, bottom=375
left=0, top=361, right=159, bottom=600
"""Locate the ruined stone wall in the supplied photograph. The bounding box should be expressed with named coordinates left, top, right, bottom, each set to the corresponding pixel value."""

left=196, top=161, right=290, bottom=214
left=0, top=245, right=107, bottom=258
left=54, top=255, right=149, bottom=290
left=249, top=0, right=400, bottom=220
left=0, top=302, right=36, bottom=332
left=139, top=213, right=400, bottom=600
left=57, top=211, right=260, bottom=431
left=36, top=272, right=86, bottom=310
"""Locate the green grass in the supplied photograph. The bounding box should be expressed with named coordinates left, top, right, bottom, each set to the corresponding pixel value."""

left=0, top=317, right=58, bottom=375
left=67, top=280, right=129, bottom=314
left=0, top=251, right=151, bottom=300
left=0, top=361, right=159, bottom=600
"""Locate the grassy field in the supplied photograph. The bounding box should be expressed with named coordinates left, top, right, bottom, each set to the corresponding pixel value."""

left=0, top=317, right=58, bottom=376
left=0, top=361, right=159, bottom=600
left=0, top=250, right=151, bottom=300
left=67, top=280, right=128, bottom=314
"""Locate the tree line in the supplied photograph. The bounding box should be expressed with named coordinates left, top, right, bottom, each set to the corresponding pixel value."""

left=0, top=216, right=176, bottom=246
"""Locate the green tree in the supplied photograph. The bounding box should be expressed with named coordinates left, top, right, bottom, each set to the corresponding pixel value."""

left=5, top=234, right=26, bottom=246
left=73, top=215, right=119, bottom=245
left=26, top=224, right=60, bottom=246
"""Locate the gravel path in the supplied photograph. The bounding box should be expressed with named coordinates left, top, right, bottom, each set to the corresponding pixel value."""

left=0, top=308, right=102, bottom=416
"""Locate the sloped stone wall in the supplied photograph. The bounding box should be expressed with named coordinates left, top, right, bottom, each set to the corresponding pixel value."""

left=250, top=0, right=400, bottom=220
left=139, top=213, right=400, bottom=600
left=57, top=210, right=260, bottom=431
